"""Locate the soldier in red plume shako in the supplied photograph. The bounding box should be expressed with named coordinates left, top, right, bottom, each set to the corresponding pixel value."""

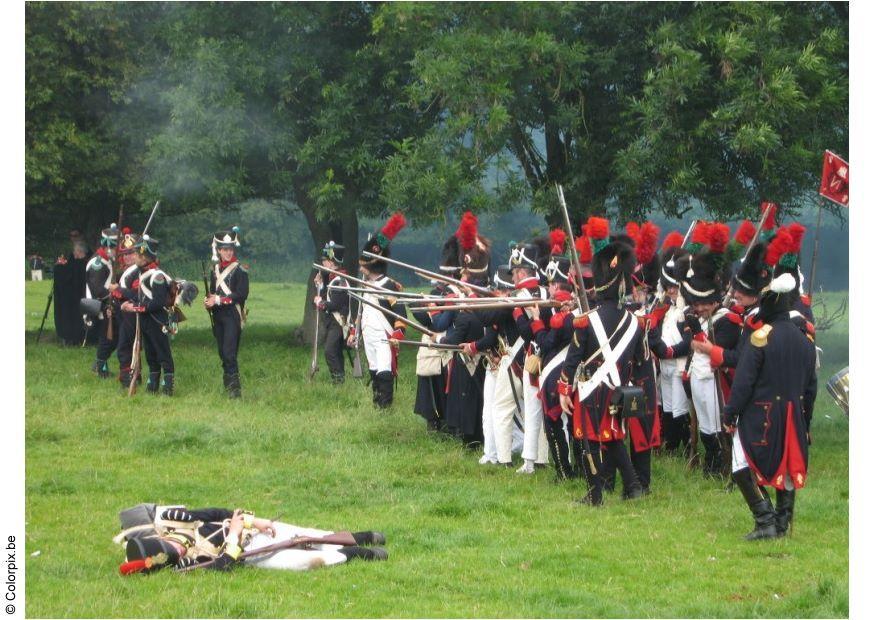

left=456, top=211, right=492, bottom=287
left=349, top=213, right=408, bottom=408
left=557, top=217, right=647, bottom=505
left=206, top=227, right=249, bottom=397
left=722, top=229, right=818, bottom=540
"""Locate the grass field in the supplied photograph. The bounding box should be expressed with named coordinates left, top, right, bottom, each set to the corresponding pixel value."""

left=24, top=281, right=849, bottom=618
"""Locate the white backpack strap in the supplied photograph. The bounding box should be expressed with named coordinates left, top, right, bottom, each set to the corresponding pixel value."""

left=214, top=262, right=239, bottom=296
left=589, top=312, right=622, bottom=387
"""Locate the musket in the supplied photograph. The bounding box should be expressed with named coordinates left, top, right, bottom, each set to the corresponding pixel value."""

left=351, top=292, right=364, bottom=379
left=309, top=308, right=320, bottom=382
left=382, top=338, right=463, bottom=351
left=35, top=289, right=53, bottom=343
left=721, top=203, right=776, bottom=306
left=142, top=200, right=160, bottom=237
left=396, top=295, right=548, bottom=306
left=176, top=532, right=360, bottom=573
left=708, top=315, right=733, bottom=479
left=347, top=292, right=436, bottom=337
left=106, top=205, right=125, bottom=342
left=201, top=261, right=215, bottom=329
left=681, top=219, right=699, bottom=247
left=329, top=285, right=440, bottom=300
left=555, top=184, right=590, bottom=313
left=128, top=313, right=142, bottom=397
left=360, top=251, right=497, bottom=297
left=402, top=299, right=560, bottom=313
left=807, top=199, right=824, bottom=302
left=313, top=264, right=403, bottom=294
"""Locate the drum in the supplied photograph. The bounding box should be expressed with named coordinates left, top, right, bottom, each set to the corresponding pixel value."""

left=826, top=366, right=849, bottom=416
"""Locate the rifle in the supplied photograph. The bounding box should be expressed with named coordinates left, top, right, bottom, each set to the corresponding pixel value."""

left=128, top=313, right=142, bottom=397
left=201, top=261, right=215, bottom=329
left=555, top=184, right=590, bottom=313
left=309, top=308, right=320, bottom=382
left=106, top=205, right=125, bottom=342
left=176, top=531, right=360, bottom=573
left=142, top=200, right=160, bottom=237
left=347, top=292, right=436, bottom=337
left=360, top=251, right=497, bottom=297
left=399, top=299, right=560, bottom=313
left=708, top=315, right=733, bottom=479
left=351, top=290, right=364, bottom=379
left=36, top=289, right=53, bottom=343
left=383, top=338, right=463, bottom=351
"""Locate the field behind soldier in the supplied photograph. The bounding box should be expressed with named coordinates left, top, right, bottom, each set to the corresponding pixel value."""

left=24, top=281, right=849, bottom=618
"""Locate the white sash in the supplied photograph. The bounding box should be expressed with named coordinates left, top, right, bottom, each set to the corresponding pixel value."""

left=541, top=343, right=570, bottom=379
left=214, top=261, right=239, bottom=296
left=575, top=311, right=639, bottom=402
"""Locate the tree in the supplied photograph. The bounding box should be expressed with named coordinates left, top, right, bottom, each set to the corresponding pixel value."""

left=138, top=2, right=435, bottom=340
left=376, top=2, right=848, bottom=227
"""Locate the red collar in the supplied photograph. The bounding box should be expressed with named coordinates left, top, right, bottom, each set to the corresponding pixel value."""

left=147, top=261, right=159, bottom=270
left=552, top=290, right=573, bottom=302
left=220, top=258, right=237, bottom=268
left=96, top=247, right=111, bottom=261
left=515, top=277, right=540, bottom=290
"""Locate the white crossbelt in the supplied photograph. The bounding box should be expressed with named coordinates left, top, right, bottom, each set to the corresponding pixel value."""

left=214, top=261, right=239, bottom=296
left=575, top=311, right=639, bottom=402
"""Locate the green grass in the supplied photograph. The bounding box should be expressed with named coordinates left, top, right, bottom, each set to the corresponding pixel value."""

left=24, top=281, right=849, bottom=618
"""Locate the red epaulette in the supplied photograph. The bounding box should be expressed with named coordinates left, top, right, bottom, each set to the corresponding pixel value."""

left=805, top=320, right=816, bottom=336
left=550, top=311, right=569, bottom=330
left=730, top=303, right=745, bottom=315
left=726, top=312, right=743, bottom=326
left=572, top=315, right=590, bottom=329
left=800, top=294, right=811, bottom=307
left=746, top=316, right=764, bottom=331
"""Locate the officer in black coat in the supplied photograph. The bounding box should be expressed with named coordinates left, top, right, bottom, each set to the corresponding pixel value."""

left=206, top=228, right=250, bottom=398
left=84, top=224, right=120, bottom=377
left=723, top=242, right=818, bottom=541
left=314, top=241, right=351, bottom=384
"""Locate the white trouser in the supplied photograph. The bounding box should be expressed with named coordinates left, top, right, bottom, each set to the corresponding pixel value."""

left=521, top=369, right=549, bottom=464
left=481, top=367, right=498, bottom=461
left=660, top=362, right=689, bottom=418
left=31, top=270, right=43, bottom=281
left=690, top=375, right=720, bottom=435
left=492, top=355, right=524, bottom=463
left=363, top=325, right=393, bottom=373
left=244, top=522, right=348, bottom=571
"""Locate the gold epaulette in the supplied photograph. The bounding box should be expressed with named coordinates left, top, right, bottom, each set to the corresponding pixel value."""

left=751, top=324, right=773, bottom=348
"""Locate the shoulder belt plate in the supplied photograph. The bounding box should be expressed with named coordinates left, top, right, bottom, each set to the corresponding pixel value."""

left=751, top=324, right=773, bottom=348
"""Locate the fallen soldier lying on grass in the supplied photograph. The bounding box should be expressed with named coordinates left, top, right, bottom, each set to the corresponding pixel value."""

left=115, top=504, right=387, bottom=574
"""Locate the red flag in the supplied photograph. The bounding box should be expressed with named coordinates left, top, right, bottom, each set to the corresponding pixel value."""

left=819, top=150, right=849, bottom=207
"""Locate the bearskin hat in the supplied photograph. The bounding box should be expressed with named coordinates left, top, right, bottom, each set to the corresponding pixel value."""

left=439, top=235, right=461, bottom=275
left=121, top=536, right=181, bottom=575
left=455, top=211, right=491, bottom=282
left=759, top=227, right=799, bottom=319
left=493, top=264, right=514, bottom=290
left=509, top=236, right=550, bottom=277
left=544, top=229, right=571, bottom=284
left=587, top=217, right=635, bottom=300
left=730, top=242, right=769, bottom=298
left=680, top=223, right=731, bottom=304
left=360, top=212, right=407, bottom=274
left=629, top=221, right=661, bottom=290
left=659, top=231, right=688, bottom=290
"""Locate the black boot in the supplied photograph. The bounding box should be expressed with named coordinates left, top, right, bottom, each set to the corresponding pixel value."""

left=330, top=372, right=345, bottom=384
left=227, top=373, right=241, bottom=399
left=352, top=531, right=386, bottom=546
left=700, top=432, right=721, bottom=478
left=161, top=372, right=174, bottom=396
left=119, top=368, right=133, bottom=389
left=92, top=359, right=111, bottom=379
left=732, top=467, right=777, bottom=540
left=146, top=371, right=161, bottom=394
left=576, top=457, right=604, bottom=506
left=337, top=546, right=388, bottom=561
left=775, top=489, right=796, bottom=537
left=374, top=371, right=394, bottom=409
left=369, top=370, right=379, bottom=404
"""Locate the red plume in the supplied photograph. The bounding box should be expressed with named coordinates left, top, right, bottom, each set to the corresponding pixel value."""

left=786, top=222, right=806, bottom=254
left=122, top=227, right=132, bottom=235
left=381, top=212, right=407, bottom=241
left=119, top=560, right=148, bottom=576
left=733, top=220, right=756, bottom=245
left=760, top=202, right=778, bottom=231
left=661, top=231, right=684, bottom=251
left=708, top=223, right=730, bottom=254
left=455, top=211, right=478, bottom=251
left=765, top=227, right=794, bottom=267
left=636, top=222, right=660, bottom=265
left=549, top=228, right=567, bottom=255
left=625, top=222, right=640, bottom=241
left=586, top=216, right=609, bottom=241
left=575, top=235, right=592, bottom=263
left=691, top=221, right=711, bottom=246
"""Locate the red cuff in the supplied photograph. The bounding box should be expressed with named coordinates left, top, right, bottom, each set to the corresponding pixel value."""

left=512, top=308, right=524, bottom=320
left=549, top=312, right=568, bottom=330
left=666, top=346, right=674, bottom=358
left=693, top=332, right=707, bottom=342
left=557, top=378, right=574, bottom=396
left=221, top=297, right=233, bottom=305
left=530, top=319, right=545, bottom=334
left=709, top=345, right=724, bottom=368
left=111, top=289, right=123, bottom=299
left=391, top=329, right=404, bottom=340
left=132, top=305, right=146, bottom=313
left=469, top=342, right=478, bottom=354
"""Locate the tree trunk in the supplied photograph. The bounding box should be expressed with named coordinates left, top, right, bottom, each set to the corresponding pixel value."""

left=298, top=201, right=359, bottom=347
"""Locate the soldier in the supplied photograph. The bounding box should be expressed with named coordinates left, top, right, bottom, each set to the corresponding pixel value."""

left=510, top=236, right=552, bottom=474
left=723, top=232, right=818, bottom=540
left=348, top=213, right=408, bottom=408
left=314, top=240, right=350, bottom=384
left=206, top=227, right=249, bottom=398
left=114, top=229, right=142, bottom=388
left=649, top=232, right=692, bottom=453
left=119, top=506, right=387, bottom=573
left=85, top=223, right=119, bottom=378
left=120, top=234, right=175, bottom=395
left=438, top=212, right=491, bottom=448
left=558, top=217, right=646, bottom=505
